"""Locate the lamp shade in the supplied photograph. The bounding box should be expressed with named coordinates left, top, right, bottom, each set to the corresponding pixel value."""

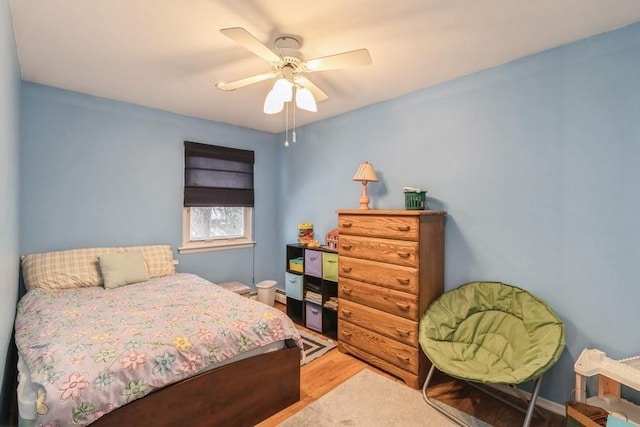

left=272, top=78, right=293, bottom=102
left=263, top=90, right=285, bottom=114
left=295, top=86, right=317, bottom=112
left=352, top=162, right=378, bottom=182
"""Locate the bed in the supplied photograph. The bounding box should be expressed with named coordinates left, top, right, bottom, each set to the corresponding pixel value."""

left=15, top=245, right=302, bottom=427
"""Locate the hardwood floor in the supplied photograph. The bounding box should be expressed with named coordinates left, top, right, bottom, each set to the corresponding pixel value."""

left=261, top=303, right=565, bottom=427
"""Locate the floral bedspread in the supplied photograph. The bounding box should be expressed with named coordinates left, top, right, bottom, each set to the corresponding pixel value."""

left=15, top=273, right=302, bottom=426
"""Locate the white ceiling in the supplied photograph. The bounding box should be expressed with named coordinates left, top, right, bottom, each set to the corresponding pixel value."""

left=9, top=0, right=640, bottom=134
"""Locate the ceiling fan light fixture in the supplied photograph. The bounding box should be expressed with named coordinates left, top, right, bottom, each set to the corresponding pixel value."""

left=272, top=78, right=293, bottom=102
left=295, top=86, right=317, bottom=112
left=219, top=27, right=371, bottom=120
left=263, top=90, right=284, bottom=114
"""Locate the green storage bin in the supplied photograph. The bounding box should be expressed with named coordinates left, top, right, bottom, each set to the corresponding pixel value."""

left=404, top=191, right=426, bottom=210
left=322, top=252, right=339, bottom=282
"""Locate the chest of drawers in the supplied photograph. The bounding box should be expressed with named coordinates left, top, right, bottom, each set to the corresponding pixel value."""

left=337, top=210, right=446, bottom=388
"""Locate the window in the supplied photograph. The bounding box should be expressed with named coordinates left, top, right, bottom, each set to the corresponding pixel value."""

left=180, top=142, right=255, bottom=253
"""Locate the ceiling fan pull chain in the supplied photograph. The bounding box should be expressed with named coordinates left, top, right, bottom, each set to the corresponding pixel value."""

left=284, top=103, right=289, bottom=147
left=292, top=97, right=297, bottom=143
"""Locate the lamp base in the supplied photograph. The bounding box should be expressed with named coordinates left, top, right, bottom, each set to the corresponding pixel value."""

left=359, top=183, right=371, bottom=209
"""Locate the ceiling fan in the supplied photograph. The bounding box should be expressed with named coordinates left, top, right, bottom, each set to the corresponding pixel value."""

left=215, top=27, right=372, bottom=114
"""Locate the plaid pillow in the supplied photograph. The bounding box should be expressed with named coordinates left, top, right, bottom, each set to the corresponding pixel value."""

left=21, top=245, right=175, bottom=291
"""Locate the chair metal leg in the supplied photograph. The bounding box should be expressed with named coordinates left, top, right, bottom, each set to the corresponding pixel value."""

left=422, top=364, right=469, bottom=427
left=522, top=374, right=544, bottom=427
left=466, top=376, right=546, bottom=424
left=422, top=364, right=545, bottom=427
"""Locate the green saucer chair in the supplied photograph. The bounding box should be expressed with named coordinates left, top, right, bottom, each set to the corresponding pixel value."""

left=419, top=281, right=565, bottom=427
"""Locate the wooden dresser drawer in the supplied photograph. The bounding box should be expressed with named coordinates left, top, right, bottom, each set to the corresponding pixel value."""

left=339, top=257, right=418, bottom=294
left=339, top=299, right=418, bottom=346
left=339, top=278, right=418, bottom=320
left=339, top=235, right=418, bottom=267
left=338, top=215, right=419, bottom=241
left=339, top=320, right=418, bottom=373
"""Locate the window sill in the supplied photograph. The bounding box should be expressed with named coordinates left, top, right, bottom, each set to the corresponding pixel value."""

left=179, top=239, right=256, bottom=254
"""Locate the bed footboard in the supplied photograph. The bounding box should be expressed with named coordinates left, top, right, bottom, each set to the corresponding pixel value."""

left=91, top=341, right=301, bottom=427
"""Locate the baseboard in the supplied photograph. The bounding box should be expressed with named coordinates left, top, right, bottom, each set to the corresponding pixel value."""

left=275, top=288, right=287, bottom=304
left=486, top=383, right=565, bottom=416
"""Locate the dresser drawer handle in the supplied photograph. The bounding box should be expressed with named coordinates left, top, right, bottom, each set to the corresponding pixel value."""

left=342, top=266, right=352, bottom=273
left=342, top=222, right=353, bottom=228
left=395, top=328, right=410, bottom=337
left=341, top=330, right=352, bottom=337
left=395, top=302, right=410, bottom=310
left=342, top=287, right=352, bottom=295
left=341, top=309, right=352, bottom=317
left=342, top=244, right=352, bottom=250
left=397, top=251, right=410, bottom=258
left=396, top=277, right=410, bottom=285
left=395, top=353, right=410, bottom=362
left=396, top=225, right=410, bottom=232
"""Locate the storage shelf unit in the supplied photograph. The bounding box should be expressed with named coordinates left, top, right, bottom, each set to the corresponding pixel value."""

left=285, top=244, right=338, bottom=339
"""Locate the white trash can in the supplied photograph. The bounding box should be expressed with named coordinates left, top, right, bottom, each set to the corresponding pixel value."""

left=256, top=280, right=277, bottom=306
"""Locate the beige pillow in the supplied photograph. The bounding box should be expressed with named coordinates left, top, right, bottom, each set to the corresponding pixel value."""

left=21, top=247, right=114, bottom=291
left=99, top=251, right=150, bottom=289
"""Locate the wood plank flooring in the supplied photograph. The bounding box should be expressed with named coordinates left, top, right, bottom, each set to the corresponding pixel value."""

left=260, top=303, right=565, bottom=427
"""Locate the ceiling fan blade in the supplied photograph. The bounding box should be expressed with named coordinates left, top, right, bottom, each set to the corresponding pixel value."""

left=294, top=76, right=328, bottom=102
left=302, top=49, right=372, bottom=72
left=215, top=72, right=278, bottom=91
left=220, top=27, right=283, bottom=64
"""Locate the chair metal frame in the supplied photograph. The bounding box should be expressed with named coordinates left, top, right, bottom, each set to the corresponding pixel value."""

left=421, top=364, right=546, bottom=427
left=419, top=282, right=564, bottom=427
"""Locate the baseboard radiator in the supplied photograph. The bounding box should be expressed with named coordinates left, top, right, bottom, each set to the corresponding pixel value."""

left=249, top=288, right=287, bottom=304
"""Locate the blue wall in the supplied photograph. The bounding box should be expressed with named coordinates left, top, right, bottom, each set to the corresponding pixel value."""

left=0, top=1, right=21, bottom=394
left=19, top=84, right=281, bottom=288
left=278, top=23, right=640, bottom=403
left=13, top=19, right=640, bottom=407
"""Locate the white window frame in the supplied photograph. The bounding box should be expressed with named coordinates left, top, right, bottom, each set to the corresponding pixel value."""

left=178, top=207, right=255, bottom=254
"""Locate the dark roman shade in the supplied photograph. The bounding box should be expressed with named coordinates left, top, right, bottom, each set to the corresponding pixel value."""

left=184, top=141, right=255, bottom=207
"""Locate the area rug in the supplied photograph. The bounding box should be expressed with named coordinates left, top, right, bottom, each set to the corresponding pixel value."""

left=280, top=369, right=490, bottom=427
left=298, top=329, right=336, bottom=366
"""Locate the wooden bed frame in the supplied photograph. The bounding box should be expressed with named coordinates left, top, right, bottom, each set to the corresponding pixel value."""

left=12, top=247, right=301, bottom=426
left=91, top=339, right=300, bottom=427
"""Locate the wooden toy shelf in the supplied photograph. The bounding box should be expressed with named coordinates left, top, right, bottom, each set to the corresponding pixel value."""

left=574, top=348, right=640, bottom=426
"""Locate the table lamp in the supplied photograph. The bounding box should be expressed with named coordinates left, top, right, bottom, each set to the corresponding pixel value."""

left=352, top=161, right=378, bottom=209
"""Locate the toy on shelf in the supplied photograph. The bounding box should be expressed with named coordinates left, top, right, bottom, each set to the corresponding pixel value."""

left=297, top=223, right=314, bottom=245
left=574, top=348, right=640, bottom=425
left=306, top=239, right=321, bottom=248
left=325, top=229, right=339, bottom=251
